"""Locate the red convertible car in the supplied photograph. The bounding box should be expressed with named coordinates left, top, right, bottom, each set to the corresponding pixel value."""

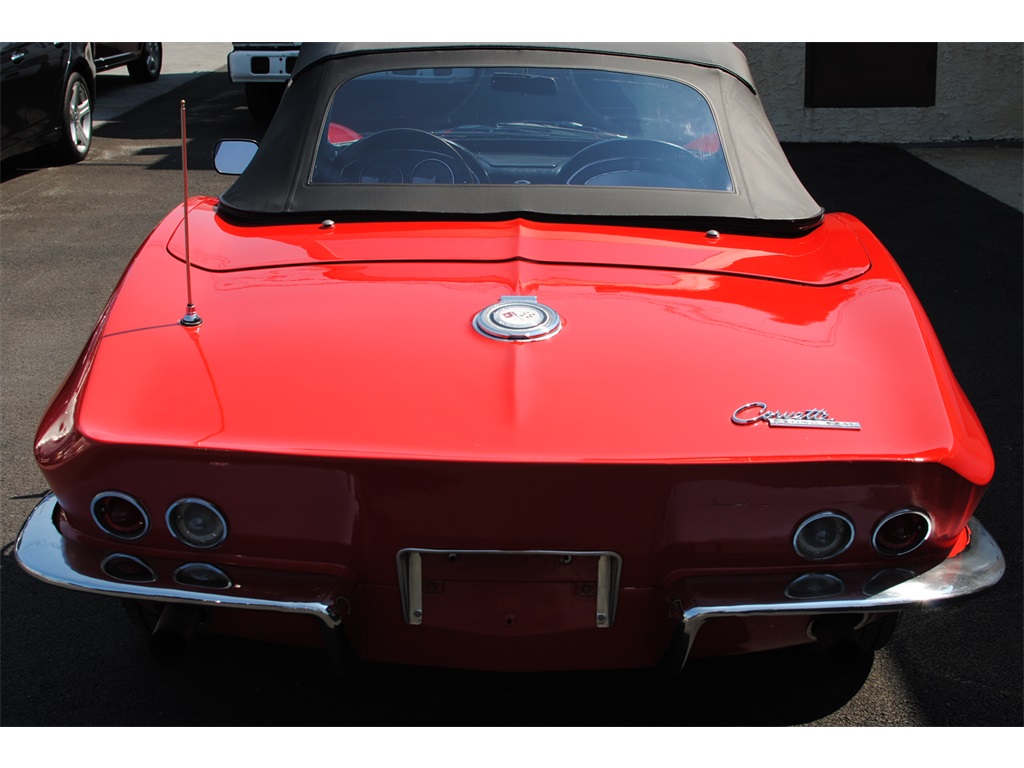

left=16, top=43, right=1004, bottom=673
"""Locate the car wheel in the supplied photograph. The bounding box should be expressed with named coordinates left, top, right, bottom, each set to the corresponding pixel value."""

left=52, top=71, right=92, bottom=163
left=127, top=43, right=162, bottom=83
left=245, top=82, right=285, bottom=121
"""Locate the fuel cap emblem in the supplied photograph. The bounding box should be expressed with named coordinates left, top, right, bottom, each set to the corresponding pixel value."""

left=473, top=296, right=562, bottom=341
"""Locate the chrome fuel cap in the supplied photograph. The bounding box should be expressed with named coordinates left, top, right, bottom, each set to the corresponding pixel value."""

left=473, top=296, right=562, bottom=341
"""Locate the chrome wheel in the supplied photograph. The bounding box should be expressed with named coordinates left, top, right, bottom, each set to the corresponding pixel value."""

left=67, top=79, right=92, bottom=156
left=128, top=43, right=162, bottom=83
left=53, top=72, right=92, bottom=162
left=142, top=43, right=161, bottom=75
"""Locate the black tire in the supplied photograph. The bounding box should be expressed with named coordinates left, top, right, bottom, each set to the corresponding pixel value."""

left=245, top=82, right=285, bottom=121
left=127, top=43, right=162, bottom=83
left=52, top=71, right=92, bottom=163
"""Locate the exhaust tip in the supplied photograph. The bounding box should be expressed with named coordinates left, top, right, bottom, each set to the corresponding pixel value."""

left=148, top=605, right=202, bottom=665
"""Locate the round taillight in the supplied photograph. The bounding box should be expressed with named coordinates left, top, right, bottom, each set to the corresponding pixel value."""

left=101, top=553, right=156, bottom=583
left=166, top=498, right=227, bottom=549
left=173, top=563, right=232, bottom=589
left=793, top=511, right=855, bottom=561
left=785, top=573, right=845, bottom=600
left=873, top=509, right=932, bottom=556
left=92, top=492, right=149, bottom=540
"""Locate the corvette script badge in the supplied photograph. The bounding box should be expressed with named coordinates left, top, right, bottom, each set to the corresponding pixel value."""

left=731, top=402, right=861, bottom=430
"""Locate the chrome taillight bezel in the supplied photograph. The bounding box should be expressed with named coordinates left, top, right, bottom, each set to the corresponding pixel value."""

left=173, top=562, right=232, bottom=589
left=101, top=553, right=157, bottom=583
left=785, top=572, right=846, bottom=600
left=91, top=491, right=150, bottom=540
left=166, top=498, right=228, bottom=549
left=793, top=511, right=856, bottom=561
left=872, top=508, right=933, bottom=556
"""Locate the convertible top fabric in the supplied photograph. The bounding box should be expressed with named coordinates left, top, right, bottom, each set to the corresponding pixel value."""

left=293, top=43, right=760, bottom=92
left=218, top=44, right=823, bottom=231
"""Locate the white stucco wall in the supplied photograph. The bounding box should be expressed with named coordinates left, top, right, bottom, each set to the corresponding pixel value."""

left=737, top=43, right=1023, bottom=143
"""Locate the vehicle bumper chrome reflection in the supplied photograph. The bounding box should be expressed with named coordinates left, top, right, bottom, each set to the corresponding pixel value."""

left=14, top=494, right=345, bottom=628
left=15, top=493, right=1003, bottom=668
left=665, top=516, right=1004, bottom=672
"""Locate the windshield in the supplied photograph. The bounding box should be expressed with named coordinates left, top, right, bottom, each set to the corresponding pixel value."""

left=311, top=67, right=732, bottom=191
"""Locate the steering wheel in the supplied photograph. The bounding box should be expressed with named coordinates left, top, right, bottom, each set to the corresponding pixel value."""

left=338, top=128, right=486, bottom=184
left=558, top=139, right=709, bottom=189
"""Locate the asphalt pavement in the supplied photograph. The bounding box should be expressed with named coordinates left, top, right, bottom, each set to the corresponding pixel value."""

left=92, top=42, right=232, bottom=126
left=1, top=45, right=1021, bottom=728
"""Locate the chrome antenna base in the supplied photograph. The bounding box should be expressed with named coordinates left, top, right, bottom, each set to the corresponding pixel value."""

left=180, top=305, right=203, bottom=327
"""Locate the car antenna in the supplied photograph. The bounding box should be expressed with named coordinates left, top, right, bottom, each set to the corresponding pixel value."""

left=179, top=99, right=202, bottom=327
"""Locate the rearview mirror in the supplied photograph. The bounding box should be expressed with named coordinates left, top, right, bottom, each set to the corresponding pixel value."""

left=489, top=73, right=558, bottom=96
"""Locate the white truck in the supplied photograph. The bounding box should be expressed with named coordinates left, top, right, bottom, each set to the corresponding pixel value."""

left=228, top=43, right=301, bottom=120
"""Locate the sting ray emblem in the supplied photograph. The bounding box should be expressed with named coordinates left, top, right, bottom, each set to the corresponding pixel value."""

left=731, top=402, right=861, bottom=430
left=473, top=296, right=562, bottom=342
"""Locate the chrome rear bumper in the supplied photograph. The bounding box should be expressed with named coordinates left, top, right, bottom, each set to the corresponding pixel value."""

left=15, top=493, right=1003, bottom=659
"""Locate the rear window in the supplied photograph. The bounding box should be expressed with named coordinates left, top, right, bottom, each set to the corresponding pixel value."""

left=312, top=67, right=731, bottom=191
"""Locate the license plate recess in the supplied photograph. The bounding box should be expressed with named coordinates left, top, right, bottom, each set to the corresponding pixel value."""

left=397, top=549, right=621, bottom=632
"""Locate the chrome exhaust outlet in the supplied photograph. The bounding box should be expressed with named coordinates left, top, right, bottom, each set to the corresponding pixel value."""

left=149, top=604, right=202, bottom=664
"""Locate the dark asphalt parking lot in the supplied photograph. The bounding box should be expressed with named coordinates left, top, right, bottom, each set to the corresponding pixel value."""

left=2, top=71, right=1021, bottom=727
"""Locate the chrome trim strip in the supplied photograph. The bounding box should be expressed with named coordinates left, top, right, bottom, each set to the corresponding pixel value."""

left=14, top=495, right=342, bottom=628
left=407, top=551, right=423, bottom=625
left=666, top=517, right=1004, bottom=673
left=769, top=418, right=861, bottom=430
left=397, top=548, right=622, bottom=628
left=596, top=554, right=612, bottom=628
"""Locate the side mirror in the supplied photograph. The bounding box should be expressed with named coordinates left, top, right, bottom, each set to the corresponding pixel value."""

left=213, top=139, right=259, bottom=175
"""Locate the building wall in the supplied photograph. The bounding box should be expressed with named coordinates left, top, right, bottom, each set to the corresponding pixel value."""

left=737, top=43, right=1023, bottom=143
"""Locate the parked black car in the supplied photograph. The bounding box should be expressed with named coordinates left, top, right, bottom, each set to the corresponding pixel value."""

left=93, top=43, right=162, bottom=83
left=1, top=43, right=95, bottom=163
left=1, top=43, right=161, bottom=165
